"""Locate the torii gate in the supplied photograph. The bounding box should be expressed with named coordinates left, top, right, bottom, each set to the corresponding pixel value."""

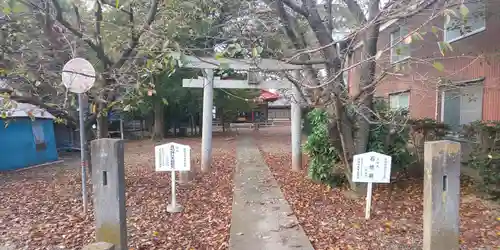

left=171, top=53, right=305, bottom=172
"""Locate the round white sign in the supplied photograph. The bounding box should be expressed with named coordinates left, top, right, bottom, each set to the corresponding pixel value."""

left=62, top=58, right=96, bottom=94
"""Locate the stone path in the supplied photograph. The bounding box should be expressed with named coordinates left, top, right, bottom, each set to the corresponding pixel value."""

left=229, top=135, right=314, bottom=250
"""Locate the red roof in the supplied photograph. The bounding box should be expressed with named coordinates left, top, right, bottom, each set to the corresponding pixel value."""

left=259, top=90, right=279, bottom=102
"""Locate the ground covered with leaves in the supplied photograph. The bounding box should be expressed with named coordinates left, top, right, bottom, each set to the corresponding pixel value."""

left=255, top=127, right=500, bottom=250
left=0, top=133, right=237, bottom=250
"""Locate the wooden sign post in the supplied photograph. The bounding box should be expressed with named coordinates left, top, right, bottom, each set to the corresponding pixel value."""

left=352, top=152, right=392, bottom=220
left=155, top=142, right=191, bottom=213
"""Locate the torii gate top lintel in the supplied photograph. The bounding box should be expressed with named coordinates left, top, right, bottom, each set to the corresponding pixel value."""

left=170, top=52, right=321, bottom=72
left=175, top=52, right=305, bottom=173
left=172, top=52, right=305, bottom=90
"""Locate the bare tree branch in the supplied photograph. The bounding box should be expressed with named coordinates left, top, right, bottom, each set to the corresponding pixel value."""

left=288, top=59, right=329, bottom=65
left=343, top=0, right=367, bottom=24
left=281, top=0, right=307, bottom=16
left=383, top=0, right=440, bottom=21
left=94, top=0, right=104, bottom=58
left=113, top=0, right=159, bottom=69
left=49, top=0, right=113, bottom=67
left=326, top=0, right=334, bottom=34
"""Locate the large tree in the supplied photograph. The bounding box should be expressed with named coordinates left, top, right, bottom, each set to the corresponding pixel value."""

left=201, top=0, right=461, bottom=190
left=5, top=0, right=160, bottom=138
left=0, top=0, right=478, bottom=189
left=0, top=0, right=85, bottom=122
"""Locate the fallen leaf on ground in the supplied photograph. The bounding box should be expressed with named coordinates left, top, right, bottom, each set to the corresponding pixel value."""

left=254, top=127, right=500, bottom=250
left=0, top=133, right=237, bottom=250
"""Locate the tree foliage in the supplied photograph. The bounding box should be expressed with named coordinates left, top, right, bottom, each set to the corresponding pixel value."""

left=0, top=0, right=496, bottom=190
left=367, top=100, right=414, bottom=175
left=303, top=108, right=344, bottom=186
left=464, top=121, right=500, bottom=200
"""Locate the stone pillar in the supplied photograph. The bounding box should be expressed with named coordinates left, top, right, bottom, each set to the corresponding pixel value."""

left=91, top=139, right=127, bottom=250
left=83, top=242, right=115, bottom=250
left=201, top=69, right=214, bottom=172
left=423, top=140, right=460, bottom=250
left=291, top=80, right=302, bottom=171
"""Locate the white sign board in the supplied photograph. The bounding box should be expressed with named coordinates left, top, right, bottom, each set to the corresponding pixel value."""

left=352, top=152, right=392, bottom=183
left=155, top=142, right=191, bottom=171
left=62, top=58, right=96, bottom=94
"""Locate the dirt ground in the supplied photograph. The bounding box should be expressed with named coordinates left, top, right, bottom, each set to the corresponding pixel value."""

left=0, top=133, right=237, bottom=250
left=1, top=127, right=498, bottom=250
left=254, top=126, right=500, bottom=250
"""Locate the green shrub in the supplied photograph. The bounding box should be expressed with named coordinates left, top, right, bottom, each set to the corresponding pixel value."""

left=303, top=101, right=448, bottom=187
left=464, top=121, right=500, bottom=199
left=368, top=100, right=414, bottom=174
left=303, top=108, right=344, bottom=186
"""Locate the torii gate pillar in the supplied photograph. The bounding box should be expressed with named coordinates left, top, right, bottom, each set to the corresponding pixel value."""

left=201, top=69, right=214, bottom=172
left=291, top=82, right=302, bottom=171
left=174, top=53, right=311, bottom=172
left=185, top=75, right=303, bottom=172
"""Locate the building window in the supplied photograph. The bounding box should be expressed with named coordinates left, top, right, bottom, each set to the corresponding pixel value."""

left=390, top=27, right=410, bottom=63
left=441, top=84, right=483, bottom=132
left=444, top=0, right=486, bottom=43
left=32, top=120, right=46, bottom=151
left=389, top=92, right=410, bottom=111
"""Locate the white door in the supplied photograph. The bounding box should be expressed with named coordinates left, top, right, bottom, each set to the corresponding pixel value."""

left=459, top=85, right=483, bottom=125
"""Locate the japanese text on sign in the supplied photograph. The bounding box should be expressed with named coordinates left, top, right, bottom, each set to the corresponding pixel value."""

left=155, top=142, right=191, bottom=171
left=352, top=152, right=392, bottom=183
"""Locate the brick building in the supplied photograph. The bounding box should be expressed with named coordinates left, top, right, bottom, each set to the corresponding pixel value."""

left=347, top=0, right=500, bottom=131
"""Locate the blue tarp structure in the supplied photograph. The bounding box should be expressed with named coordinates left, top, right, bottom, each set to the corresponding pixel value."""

left=0, top=99, right=59, bottom=171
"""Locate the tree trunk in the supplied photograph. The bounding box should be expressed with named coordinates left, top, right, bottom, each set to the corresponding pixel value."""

left=300, top=0, right=359, bottom=190
left=145, top=113, right=154, bottom=135
left=190, top=114, right=194, bottom=136
left=284, top=0, right=379, bottom=193
left=140, top=119, right=145, bottom=138
left=349, top=0, right=381, bottom=194
left=96, top=81, right=112, bottom=139
left=152, top=98, right=164, bottom=141
left=96, top=101, right=109, bottom=138
left=354, top=24, right=380, bottom=155
left=83, top=125, right=93, bottom=193
left=96, top=116, right=108, bottom=138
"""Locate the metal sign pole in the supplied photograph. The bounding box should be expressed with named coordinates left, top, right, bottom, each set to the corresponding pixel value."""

left=167, top=144, right=182, bottom=213
left=171, top=171, right=177, bottom=208
left=365, top=182, right=373, bottom=220
left=155, top=143, right=190, bottom=213
left=78, top=93, right=88, bottom=214
left=352, top=152, right=392, bottom=221
left=62, top=58, right=96, bottom=215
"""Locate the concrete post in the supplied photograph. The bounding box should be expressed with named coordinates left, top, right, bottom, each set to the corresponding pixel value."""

left=83, top=242, right=115, bottom=250
left=201, top=69, right=214, bottom=173
left=91, top=139, right=127, bottom=250
left=423, top=140, right=460, bottom=250
left=291, top=81, right=302, bottom=171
